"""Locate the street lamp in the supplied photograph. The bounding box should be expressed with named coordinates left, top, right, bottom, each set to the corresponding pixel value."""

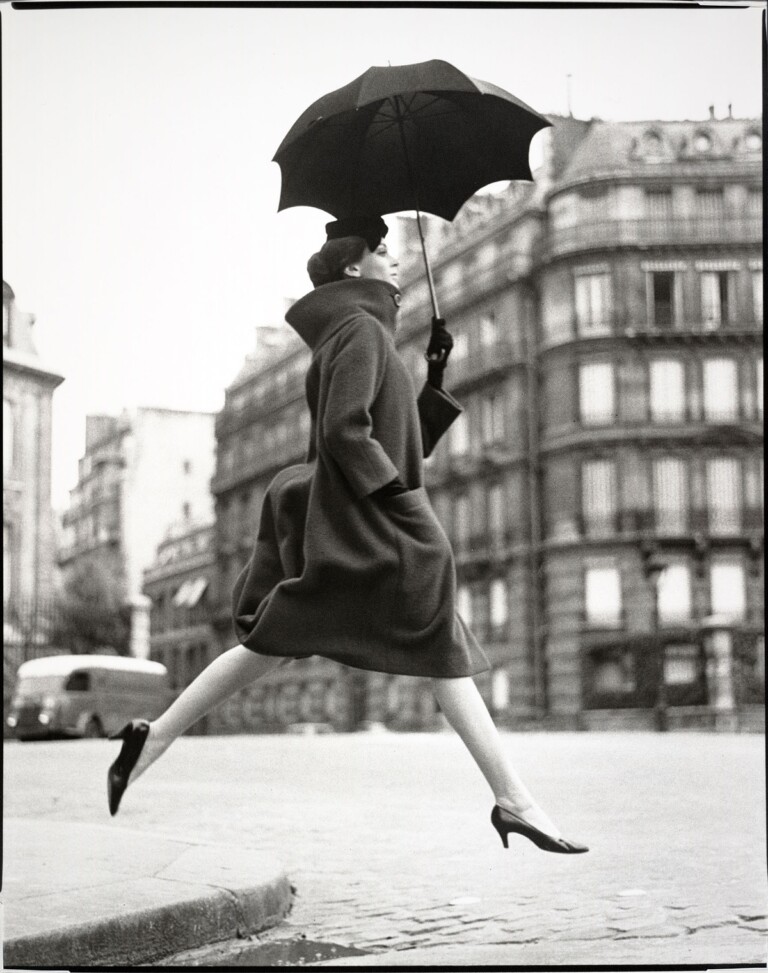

left=641, top=544, right=668, bottom=732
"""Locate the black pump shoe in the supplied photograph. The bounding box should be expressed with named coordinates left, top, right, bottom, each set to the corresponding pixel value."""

left=107, top=720, right=150, bottom=816
left=491, top=805, right=589, bottom=855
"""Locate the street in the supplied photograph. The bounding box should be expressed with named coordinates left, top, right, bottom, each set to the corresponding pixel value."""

left=4, top=729, right=766, bottom=966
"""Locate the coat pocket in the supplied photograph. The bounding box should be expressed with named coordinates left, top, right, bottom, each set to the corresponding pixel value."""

left=386, top=490, right=453, bottom=633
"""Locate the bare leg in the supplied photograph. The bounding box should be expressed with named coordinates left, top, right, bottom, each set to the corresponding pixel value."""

left=129, top=646, right=290, bottom=784
left=431, top=676, right=562, bottom=838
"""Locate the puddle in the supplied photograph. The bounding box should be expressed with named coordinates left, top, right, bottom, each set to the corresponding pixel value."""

left=191, top=938, right=371, bottom=967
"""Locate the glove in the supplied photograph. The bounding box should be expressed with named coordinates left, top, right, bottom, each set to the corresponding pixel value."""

left=371, top=477, right=409, bottom=499
left=425, top=318, right=453, bottom=390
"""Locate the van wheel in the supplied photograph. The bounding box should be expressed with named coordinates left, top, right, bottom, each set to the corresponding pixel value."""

left=83, top=717, right=104, bottom=739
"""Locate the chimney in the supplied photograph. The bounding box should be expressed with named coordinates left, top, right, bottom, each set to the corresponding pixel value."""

left=727, top=103, right=733, bottom=119
left=708, top=105, right=716, bottom=120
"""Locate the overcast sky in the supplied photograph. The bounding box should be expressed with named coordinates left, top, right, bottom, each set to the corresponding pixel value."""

left=2, top=3, right=763, bottom=508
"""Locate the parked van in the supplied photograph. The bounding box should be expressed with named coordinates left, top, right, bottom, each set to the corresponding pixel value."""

left=7, top=655, right=169, bottom=741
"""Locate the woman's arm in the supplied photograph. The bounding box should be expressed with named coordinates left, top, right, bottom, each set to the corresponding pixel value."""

left=322, top=318, right=400, bottom=498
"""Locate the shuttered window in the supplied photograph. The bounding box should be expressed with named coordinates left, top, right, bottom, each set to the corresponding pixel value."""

left=457, top=585, right=472, bottom=626
left=448, top=410, right=469, bottom=456
left=653, top=457, right=688, bottom=533
left=488, top=483, right=505, bottom=541
left=454, top=493, right=471, bottom=549
left=582, top=459, right=616, bottom=535
left=697, top=189, right=724, bottom=220
left=706, top=457, right=742, bottom=534
left=710, top=562, right=747, bottom=620
left=753, top=271, right=763, bottom=324
left=481, top=392, right=505, bottom=445
left=657, top=564, right=692, bottom=623
left=649, top=359, right=686, bottom=422
left=585, top=566, right=622, bottom=627
left=579, top=362, right=615, bottom=424
left=645, top=190, right=673, bottom=221
left=703, top=358, right=738, bottom=422
left=757, top=358, right=763, bottom=418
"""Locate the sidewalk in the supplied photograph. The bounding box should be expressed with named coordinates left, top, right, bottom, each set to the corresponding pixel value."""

left=3, top=817, right=293, bottom=967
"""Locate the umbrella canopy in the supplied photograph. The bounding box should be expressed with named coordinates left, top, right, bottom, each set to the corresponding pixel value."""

left=273, top=59, right=551, bottom=222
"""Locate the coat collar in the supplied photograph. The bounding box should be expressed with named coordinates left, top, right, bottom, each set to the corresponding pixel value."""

left=285, top=278, right=401, bottom=351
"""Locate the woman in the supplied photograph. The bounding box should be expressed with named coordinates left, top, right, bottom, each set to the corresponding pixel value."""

left=108, top=215, right=587, bottom=855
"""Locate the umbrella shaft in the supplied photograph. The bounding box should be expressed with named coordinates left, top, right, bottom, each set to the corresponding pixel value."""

left=393, top=96, right=440, bottom=320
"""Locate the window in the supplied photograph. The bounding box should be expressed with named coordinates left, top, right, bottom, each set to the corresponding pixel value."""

left=457, top=585, right=472, bottom=626
left=657, top=564, right=692, bottom=624
left=65, top=671, right=92, bottom=692
left=593, top=652, right=636, bottom=694
left=710, top=562, right=746, bottom=620
left=582, top=459, right=616, bottom=535
left=479, top=313, right=497, bottom=348
left=653, top=457, right=688, bottom=533
left=579, top=362, right=615, bottom=425
left=703, top=358, right=738, bottom=422
left=3, top=399, right=14, bottom=476
left=752, top=271, right=763, bottom=324
left=696, top=188, right=723, bottom=218
left=3, top=523, right=11, bottom=605
left=487, top=483, right=505, bottom=543
left=481, top=391, right=505, bottom=446
left=575, top=273, right=612, bottom=335
left=700, top=271, right=733, bottom=329
left=647, top=271, right=679, bottom=328
left=585, top=566, right=622, bottom=627
left=492, top=669, right=510, bottom=712
left=664, top=644, right=701, bottom=686
left=489, top=579, right=508, bottom=629
left=645, top=189, right=672, bottom=220
left=2, top=302, right=9, bottom=344
left=453, top=493, right=470, bottom=551
left=448, top=410, right=469, bottom=457
left=452, top=331, right=469, bottom=362
left=649, top=359, right=685, bottom=422
left=756, top=358, right=763, bottom=419
left=706, top=457, right=742, bottom=534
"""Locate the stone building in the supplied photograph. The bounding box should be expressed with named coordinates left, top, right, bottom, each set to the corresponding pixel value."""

left=205, top=110, right=763, bottom=733
left=397, top=110, right=763, bottom=730
left=59, top=408, right=216, bottom=658
left=3, top=282, right=65, bottom=655
left=143, top=518, right=217, bottom=732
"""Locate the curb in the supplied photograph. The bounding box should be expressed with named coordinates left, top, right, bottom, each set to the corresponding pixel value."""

left=4, top=820, right=294, bottom=968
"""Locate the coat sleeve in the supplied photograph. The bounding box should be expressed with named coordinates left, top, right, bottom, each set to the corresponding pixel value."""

left=322, top=318, right=400, bottom=498
left=417, top=382, right=463, bottom=458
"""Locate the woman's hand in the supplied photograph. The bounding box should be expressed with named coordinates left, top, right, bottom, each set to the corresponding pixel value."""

left=425, top=318, right=453, bottom=390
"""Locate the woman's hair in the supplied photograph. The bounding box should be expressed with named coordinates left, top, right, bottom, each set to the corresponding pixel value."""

left=306, top=236, right=368, bottom=288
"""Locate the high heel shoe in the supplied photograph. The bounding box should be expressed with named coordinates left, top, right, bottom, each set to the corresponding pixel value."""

left=491, top=805, right=589, bottom=855
left=107, top=720, right=150, bottom=816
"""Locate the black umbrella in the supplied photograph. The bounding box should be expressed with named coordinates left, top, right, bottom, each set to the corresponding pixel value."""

left=273, top=59, right=551, bottom=320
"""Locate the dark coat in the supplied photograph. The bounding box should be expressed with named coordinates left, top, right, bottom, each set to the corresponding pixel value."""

left=232, top=277, right=488, bottom=679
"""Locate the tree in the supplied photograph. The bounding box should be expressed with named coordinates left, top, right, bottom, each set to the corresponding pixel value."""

left=52, top=562, right=131, bottom=655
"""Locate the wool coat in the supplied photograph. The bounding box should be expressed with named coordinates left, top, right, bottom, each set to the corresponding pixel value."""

left=231, top=277, right=489, bottom=678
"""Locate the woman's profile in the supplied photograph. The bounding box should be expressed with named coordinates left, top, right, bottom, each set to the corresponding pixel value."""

left=108, top=214, right=588, bottom=856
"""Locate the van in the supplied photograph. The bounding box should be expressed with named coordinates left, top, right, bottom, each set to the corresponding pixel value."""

left=6, top=655, right=170, bottom=741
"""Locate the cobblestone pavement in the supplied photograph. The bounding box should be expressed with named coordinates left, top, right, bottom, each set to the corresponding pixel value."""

left=5, top=730, right=766, bottom=966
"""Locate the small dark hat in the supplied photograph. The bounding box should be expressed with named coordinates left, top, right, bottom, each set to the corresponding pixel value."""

left=325, top=215, right=388, bottom=252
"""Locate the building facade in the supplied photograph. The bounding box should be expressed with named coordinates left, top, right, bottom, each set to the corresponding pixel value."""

left=59, top=407, right=216, bottom=657
left=143, top=518, right=217, bottom=733
left=3, top=282, right=65, bottom=680
left=205, top=111, right=763, bottom=733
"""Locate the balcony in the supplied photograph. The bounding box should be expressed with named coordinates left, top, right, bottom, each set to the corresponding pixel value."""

left=539, top=215, right=762, bottom=260
left=404, top=255, right=533, bottom=317
left=449, top=339, right=526, bottom=389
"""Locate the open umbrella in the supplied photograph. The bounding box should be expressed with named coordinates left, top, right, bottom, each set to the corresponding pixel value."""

left=273, top=59, right=551, bottom=321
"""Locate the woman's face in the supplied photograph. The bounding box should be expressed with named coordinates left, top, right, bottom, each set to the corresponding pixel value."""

left=345, top=240, right=399, bottom=286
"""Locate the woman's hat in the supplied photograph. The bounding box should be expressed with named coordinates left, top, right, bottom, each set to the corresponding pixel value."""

left=325, top=215, right=388, bottom=252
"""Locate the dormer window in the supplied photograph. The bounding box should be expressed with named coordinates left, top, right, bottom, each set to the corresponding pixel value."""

left=642, top=130, right=663, bottom=157
left=745, top=130, right=762, bottom=152
left=693, top=131, right=712, bottom=153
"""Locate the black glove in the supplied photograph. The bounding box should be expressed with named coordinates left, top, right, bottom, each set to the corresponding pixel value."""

left=425, top=318, right=453, bottom=390
left=371, top=477, right=409, bottom=499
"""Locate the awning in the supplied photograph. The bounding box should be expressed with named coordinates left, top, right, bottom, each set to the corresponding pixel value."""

left=185, top=577, right=208, bottom=608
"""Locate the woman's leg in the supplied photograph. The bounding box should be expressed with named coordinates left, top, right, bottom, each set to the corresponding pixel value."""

left=431, top=676, right=561, bottom=838
left=129, top=646, right=290, bottom=784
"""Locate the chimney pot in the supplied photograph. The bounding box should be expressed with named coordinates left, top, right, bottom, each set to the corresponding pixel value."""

left=708, top=104, right=716, bottom=120
left=727, top=103, right=733, bottom=119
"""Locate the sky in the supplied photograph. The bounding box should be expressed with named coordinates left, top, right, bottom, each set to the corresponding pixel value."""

left=2, top=2, right=764, bottom=508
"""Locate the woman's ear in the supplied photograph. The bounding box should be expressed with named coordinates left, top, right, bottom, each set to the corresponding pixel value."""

left=343, top=262, right=362, bottom=278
